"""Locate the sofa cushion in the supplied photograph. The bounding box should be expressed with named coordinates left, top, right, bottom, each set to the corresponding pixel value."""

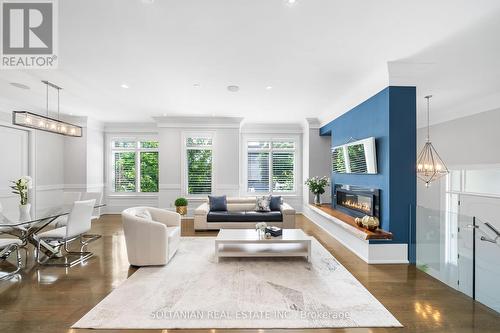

left=135, top=209, right=152, bottom=221
left=207, top=211, right=246, bottom=222
left=244, top=211, right=283, bottom=222
left=207, top=211, right=283, bottom=222
left=208, top=195, right=227, bottom=211
left=255, top=195, right=271, bottom=212
left=269, top=195, right=282, bottom=211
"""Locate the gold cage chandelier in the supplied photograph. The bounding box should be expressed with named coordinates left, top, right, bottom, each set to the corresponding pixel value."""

left=417, top=95, right=449, bottom=187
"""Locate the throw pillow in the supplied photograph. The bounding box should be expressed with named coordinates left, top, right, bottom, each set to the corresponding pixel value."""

left=269, top=195, right=282, bottom=211
left=209, top=195, right=227, bottom=211
left=255, top=195, right=271, bottom=212
left=135, top=209, right=152, bottom=220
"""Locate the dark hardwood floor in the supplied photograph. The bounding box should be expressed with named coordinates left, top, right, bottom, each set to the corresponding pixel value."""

left=0, top=214, right=499, bottom=333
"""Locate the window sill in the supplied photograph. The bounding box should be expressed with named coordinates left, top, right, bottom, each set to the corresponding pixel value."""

left=107, top=193, right=159, bottom=198
left=246, top=193, right=300, bottom=197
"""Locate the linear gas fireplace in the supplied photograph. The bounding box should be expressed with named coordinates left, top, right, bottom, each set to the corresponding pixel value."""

left=333, top=184, right=380, bottom=219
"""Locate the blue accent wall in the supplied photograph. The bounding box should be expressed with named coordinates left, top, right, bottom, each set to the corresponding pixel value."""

left=320, top=86, right=416, bottom=263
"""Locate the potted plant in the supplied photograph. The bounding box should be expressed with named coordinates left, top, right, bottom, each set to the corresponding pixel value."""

left=10, top=176, right=32, bottom=216
left=174, top=197, right=188, bottom=216
left=305, top=176, right=330, bottom=206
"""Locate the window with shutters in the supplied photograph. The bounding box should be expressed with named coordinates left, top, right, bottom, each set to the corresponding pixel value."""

left=111, top=139, right=159, bottom=193
left=247, top=140, right=296, bottom=193
left=184, top=135, right=213, bottom=195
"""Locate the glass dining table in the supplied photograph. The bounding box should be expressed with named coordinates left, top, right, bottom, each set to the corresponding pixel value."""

left=0, top=203, right=105, bottom=257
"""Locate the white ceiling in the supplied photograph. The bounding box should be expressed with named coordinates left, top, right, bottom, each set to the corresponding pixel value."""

left=0, top=0, right=499, bottom=127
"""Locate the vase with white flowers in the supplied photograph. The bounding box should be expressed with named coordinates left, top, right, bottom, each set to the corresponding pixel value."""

left=255, top=222, right=268, bottom=238
left=11, top=176, right=32, bottom=215
left=305, top=176, right=330, bottom=206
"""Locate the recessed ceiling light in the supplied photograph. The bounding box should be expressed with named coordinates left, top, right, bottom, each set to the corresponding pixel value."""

left=120, top=84, right=129, bottom=89
left=9, top=82, right=30, bottom=90
left=285, top=0, right=297, bottom=5
left=227, top=85, right=239, bottom=92
left=193, top=83, right=200, bottom=88
left=266, top=86, right=273, bottom=90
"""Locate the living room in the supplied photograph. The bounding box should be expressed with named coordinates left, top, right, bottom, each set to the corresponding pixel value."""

left=1, top=0, right=500, bottom=332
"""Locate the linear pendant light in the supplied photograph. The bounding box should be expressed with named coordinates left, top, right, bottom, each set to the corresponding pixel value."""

left=12, top=81, right=82, bottom=137
left=416, top=95, right=448, bottom=187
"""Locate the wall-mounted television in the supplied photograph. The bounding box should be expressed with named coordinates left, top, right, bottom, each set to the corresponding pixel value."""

left=331, top=137, right=377, bottom=174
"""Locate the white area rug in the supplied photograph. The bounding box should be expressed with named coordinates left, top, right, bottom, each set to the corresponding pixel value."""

left=73, top=237, right=402, bottom=329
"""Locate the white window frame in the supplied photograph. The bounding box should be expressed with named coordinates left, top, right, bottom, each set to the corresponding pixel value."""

left=107, top=135, right=159, bottom=195
left=243, top=135, right=298, bottom=195
left=181, top=131, right=216, bottom=197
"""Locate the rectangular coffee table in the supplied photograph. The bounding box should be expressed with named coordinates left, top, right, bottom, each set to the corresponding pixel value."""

left=215, top=229, right=311, bottom=262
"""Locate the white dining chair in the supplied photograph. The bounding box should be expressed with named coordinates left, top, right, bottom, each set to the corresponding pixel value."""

left=0, top=238, right=22, bottom=280
left=81, top=192, right=103, bottom=220
left=79, top=192, right=103, bottom=244
left=53, top=192, right=83, bottom=228
left=0, top=202, right=8, bottom=233
left=35, top=199, right=95, bottom=267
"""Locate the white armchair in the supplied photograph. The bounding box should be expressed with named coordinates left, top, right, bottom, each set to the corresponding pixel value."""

left=122, top=207, right=181, bottom=266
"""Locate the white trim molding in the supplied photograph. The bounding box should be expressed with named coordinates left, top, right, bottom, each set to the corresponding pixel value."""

left=159, top=183, right=182, bottom=190
left=305, top=118, right=322, bottom=129
left=217, top=184, right=240, bottom=190
left=241, top=123, right=304, bottom=134
left=104, top=123, right=158, bottom=133
left=155, top=116, right=243, bottom=129
left=35, top=184, right=65, bottom=191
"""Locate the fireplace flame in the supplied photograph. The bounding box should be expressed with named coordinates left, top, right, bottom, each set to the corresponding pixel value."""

left=342, top=200, right=371, bottom=213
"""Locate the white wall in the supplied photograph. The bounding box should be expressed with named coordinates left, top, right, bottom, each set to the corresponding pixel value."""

left=302, top=118, right=332, bottom=207
left=34, top=130, right=65, bottom=208
left=64, top=128, right=87, bottom=189
left=417, top=107, right=500, bottom=210
left=86, top=120, right=104, bottom=193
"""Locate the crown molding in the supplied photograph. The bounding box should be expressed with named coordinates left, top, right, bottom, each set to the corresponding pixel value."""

left=104, top=122, right=158, bottom=133
left=154, top=116, right=243, bottom=129
left=241, top=122, right=303, bottom=134
left=305, top=118, right=321, bottom=129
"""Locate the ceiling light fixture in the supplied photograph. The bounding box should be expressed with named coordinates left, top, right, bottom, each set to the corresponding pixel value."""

left=266, top=86, right=273, bottom=90
left=193, top=83, right=200, bottom=88
left=9, top=82, right=30, bottom=90
left=285, top=0, right=297, bottom=5
left=120, top=83, right=129, bottom=89
left=227, top=85, right=239, bottom=92
left=12, top=80, right=82, bottom=137
left=416, top=95, right=448, bottom=187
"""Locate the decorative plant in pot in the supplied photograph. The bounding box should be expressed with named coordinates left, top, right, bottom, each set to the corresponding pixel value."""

left=174, top=197, right=188, bottom=216
left=305, top=176, right=330, bottom=206
left=11, top=176, right=32, bottom=216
